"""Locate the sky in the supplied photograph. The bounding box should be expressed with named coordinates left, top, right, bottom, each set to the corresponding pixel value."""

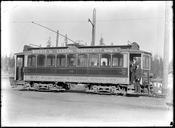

left=1, top=1, right=173, bottom=62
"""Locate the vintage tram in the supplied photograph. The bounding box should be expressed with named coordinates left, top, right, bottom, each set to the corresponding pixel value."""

left=14, top=42, right=152, bottom=95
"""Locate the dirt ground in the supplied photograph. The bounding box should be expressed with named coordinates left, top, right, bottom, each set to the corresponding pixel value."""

left=1, top=77, right=173, bottom=126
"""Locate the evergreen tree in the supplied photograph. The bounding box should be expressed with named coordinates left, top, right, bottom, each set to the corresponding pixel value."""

left=1, top=55, right=15, bottom=74
left=151, top=54, right=163, bottom=78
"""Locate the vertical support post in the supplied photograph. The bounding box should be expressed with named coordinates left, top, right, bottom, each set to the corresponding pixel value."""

left=91, top=8, right=96, bottom=46
left=55, top=54, right=57, bottom=67
left=45, top=55, right=47, bottom=67
left=76, top=54, right=78, bottom=67
left=110, top=54, right=113, bottom=67
left=91, top=27, right=95, bottom=46
left=36, top=55, right=38, bottom=68
left=56, top=30, right=59, bottom=47
left=163, top=1, right=170, bottom=96
left=24, top=55, right=28, bottom=67
left=99, top=53, right=101, bottom=67
left=141, top=53, right=143, bottom=69
left=65, top=54, right=67, bottom=67
left=87, top=54, right=89, bottom=67
left=65, top=34, right=68, bottom=47
left=128, top=53, right=130, bottom=84
left=14, top=55, right=17, bottom=80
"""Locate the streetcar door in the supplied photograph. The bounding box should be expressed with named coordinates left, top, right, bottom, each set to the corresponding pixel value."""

left=15, top=55, right=25, bottom=81
left=129, top=53, right=141, bottom=84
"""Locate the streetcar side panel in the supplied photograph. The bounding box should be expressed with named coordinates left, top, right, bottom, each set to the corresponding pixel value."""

left=23, top=51, right=130, bottom=85
left=23, top=67, right=129, bottom=84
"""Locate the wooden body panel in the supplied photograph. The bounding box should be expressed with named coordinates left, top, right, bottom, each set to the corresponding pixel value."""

left=24, top=67, right=128, bottom=77
left=23, top=67, right=129, bottom=84
left=24, top=75, right=129, bottom=84
left=142, top=69, right=150, bottom=84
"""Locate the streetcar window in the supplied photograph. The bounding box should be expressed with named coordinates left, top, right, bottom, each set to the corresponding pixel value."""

left=136, top=57, right=141, bottom=67
left=37, top=54, right=45, bottom=67
left=112, top=53, right=123, bottom=67
left=27, top=55, right=36, bottom=67
left=89, top=54, right=99, bottom=67
left=67, top=54, right=76, bottom=67
left=143, top=55, right=149, bottom=69
left=27, top=57, right=31, bottom=66
left=77, top=54, right=88, bottom=67
left=47, top=54, right=55, bottom=67
left=17, top=57, right=23, bottom=67
left=101, top=54, right=111, bottom=67
left=57, top=54, right=66, bottom=67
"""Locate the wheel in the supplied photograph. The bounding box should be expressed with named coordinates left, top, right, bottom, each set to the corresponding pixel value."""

left=111, top=86, right=116, bottom=94
left=33, top=83, right=39, bottom=91
left=66, top=84, right=71, bottom=90
left=24, top=82, right=30, bottom=90
left=122, top=88, right=127, bottom=96
left=48, top=84, right=54, bottom=90
left=92, top=85, right=98, bottom=93
left=85, top=85, right=90, bottom=92
left=118, top=86, right=127, bottom=96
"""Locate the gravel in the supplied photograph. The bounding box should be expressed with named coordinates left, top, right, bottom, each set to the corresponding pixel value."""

left=1, top=77, right=173, bottom=126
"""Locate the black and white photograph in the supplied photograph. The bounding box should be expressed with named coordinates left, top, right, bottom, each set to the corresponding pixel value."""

left=1, top=1, right=173, bottom=126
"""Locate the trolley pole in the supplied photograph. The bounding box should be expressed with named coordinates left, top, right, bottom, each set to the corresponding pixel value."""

left=163, top=1, right=170, bottom=96
left=32, top=21, right=77, bottom=44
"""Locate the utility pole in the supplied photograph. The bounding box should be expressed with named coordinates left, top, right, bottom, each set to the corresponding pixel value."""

left=163, top=1, right=170, bottom=96
left=88, top=8, right=96, bottom=46
left=65, top=34, right=68, bottom=47
left=56, top=30, right=59, bottom=47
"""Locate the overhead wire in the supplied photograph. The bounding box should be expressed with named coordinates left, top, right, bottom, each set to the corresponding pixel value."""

left=11, top=17, right=165, bottom=23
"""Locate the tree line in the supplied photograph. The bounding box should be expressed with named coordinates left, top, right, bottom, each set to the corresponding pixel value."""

left=151, top=55, right=164, bottom=79
left=1, top=55, right=15, bottom=75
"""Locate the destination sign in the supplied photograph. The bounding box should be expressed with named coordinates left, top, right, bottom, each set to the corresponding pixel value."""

left=32, top=47, right=121, bottom=54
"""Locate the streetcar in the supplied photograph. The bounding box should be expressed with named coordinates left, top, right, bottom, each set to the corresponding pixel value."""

left=14, top=42, right=152, bottom=95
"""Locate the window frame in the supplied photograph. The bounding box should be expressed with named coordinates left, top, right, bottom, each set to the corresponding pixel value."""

left=142, top=54, right=150, bottom=69
left=112, top=53, right=124, bottom=67
left=89, top=53, right=100, bottom=67
left=37, top=54, right=46, bottom=67
left=56, top=54, right=66, bottom=67
left=27, top=55, right=36, bottom=67
left=67, top=54, right=77, bottom=67
left=100, top=53, right=111, bottom=67
left=77, top=54, right=88, bottom=67
left=46, top=54, right=55, bottom=67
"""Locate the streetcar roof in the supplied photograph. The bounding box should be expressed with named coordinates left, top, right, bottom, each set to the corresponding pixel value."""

left=15, top=43, right=152, bottom=55
left=26, top=45, right=132, bottom=50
